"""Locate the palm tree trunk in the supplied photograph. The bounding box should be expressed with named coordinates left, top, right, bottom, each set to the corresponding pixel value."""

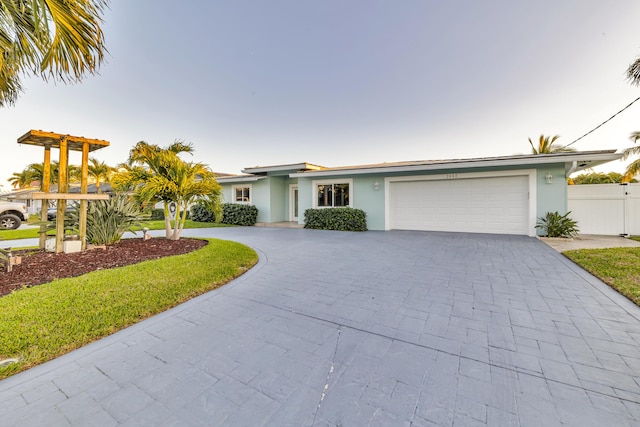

left=163, top=202, right=171, bottom=239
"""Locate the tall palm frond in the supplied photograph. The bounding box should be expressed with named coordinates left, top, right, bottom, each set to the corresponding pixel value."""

left=0, top=0, right=108, bottom=106
left=87, top=157, right=114, bottom=192
left=8, top=170, right=34, bottom=188
left=528, top=135, right=576, bottom=154
left=9, top=161, right=82, bottom=189
left=627, top=56, right=640, bottom=86
left=623, top=132, right=640, bottom=180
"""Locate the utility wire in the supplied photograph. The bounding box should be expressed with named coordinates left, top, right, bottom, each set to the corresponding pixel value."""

left=562, top=95, right=640, bottom=149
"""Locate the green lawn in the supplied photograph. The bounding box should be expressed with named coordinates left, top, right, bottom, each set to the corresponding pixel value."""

left=0, top=219, right=229, bottom=242
left=564, top=247, right=640, bottom=306
left=0, top=238, right=257, bottom=379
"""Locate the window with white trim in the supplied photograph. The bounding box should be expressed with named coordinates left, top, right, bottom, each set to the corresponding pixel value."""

left=232, top=185, right=252, bottom=203
left=314, top=180, right=351, bottom=208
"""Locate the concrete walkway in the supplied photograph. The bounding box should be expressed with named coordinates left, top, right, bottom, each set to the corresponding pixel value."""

left=541, top=234, right=640, bottom=252
left=1, top=228, right=640, bottom=426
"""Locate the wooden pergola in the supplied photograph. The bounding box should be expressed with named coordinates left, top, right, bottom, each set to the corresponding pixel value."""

left=15, top=130, right=110, bottom=253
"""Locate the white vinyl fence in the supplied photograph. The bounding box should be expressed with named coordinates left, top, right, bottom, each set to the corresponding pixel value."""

left=567, top=183, right=640, bottom=235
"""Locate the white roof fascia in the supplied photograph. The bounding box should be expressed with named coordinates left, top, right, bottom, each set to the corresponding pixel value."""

left=242, top=163, right=325, bottom=174
left=216, top=176, right=267, bottom=183
left=289, top=152, right=622, bottom=178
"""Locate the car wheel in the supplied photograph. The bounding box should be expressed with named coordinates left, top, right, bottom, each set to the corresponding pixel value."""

left=0, top=214, right=22, bottom=230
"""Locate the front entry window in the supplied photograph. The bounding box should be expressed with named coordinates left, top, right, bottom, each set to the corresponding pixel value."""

left=315, top=182, right=350, bottom=207
left=232, top=185, right=251, bottom=203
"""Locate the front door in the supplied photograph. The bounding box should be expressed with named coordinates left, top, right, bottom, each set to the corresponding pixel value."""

left=290, top=185, right=299, bottom=222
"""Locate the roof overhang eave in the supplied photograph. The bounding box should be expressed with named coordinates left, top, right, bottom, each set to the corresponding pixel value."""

left=241, top=162, right=326, bottom=174
left=216, top=175, right=267, bottom=183
left=289, top=151, right=624, bottom=178
left=565, top=156, right=624, bottom=175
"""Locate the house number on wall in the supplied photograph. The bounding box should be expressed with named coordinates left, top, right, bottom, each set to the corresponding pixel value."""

left=446, top=174, right=458, bottom=179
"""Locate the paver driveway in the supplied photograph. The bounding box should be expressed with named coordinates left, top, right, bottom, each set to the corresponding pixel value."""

left=2, top=228, right=640, bottom=426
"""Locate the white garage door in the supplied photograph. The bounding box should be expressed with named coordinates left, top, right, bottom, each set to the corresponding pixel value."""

left=389, top=175, right=530, bottom=235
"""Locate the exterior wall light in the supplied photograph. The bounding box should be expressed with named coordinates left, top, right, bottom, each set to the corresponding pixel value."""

left=545, top=172, right=553, bottom=184
left=373, top=181, right=380, bottom=190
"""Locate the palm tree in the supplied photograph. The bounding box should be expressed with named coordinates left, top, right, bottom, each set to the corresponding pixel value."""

left=10, top=162, right=81, bottom=190
left=87, top=158, right=113, bottom=193
left=113, top=141, right=221, bottom=240
left=10, top=163, right=54, bottom=190
left=135, top=158, right=221, bottom=240
left=8, top=170, right=35, bottom=188
left=627, top=57, right=640, bottom=86
left=0, top=0, right=108, bottom=106
left=528, top=135, right=576, bottom=154
left=126, top=140, right=195, bottom=166
left=622, top=132, right=640, bottom=181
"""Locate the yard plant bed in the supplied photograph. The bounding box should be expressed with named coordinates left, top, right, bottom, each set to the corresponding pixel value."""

left=0, top=238, right=258, bottom=379
left=0, top=238, right=207, bottom=297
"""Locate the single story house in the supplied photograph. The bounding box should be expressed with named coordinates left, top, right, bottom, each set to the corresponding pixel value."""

left=217, top=150, right=622, bottom=236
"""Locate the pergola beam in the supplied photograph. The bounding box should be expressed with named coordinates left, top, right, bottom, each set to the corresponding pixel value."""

left=15, top=193, right=110, bottom=200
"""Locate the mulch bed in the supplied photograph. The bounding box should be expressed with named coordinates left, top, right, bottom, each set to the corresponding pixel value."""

left=0, top=238, right=207, bottom=297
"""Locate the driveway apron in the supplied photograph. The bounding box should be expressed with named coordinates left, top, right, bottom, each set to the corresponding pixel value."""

left=1, top=228, right=640, bottom=426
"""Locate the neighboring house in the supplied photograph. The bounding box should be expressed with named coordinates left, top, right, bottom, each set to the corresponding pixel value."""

left=68, top=183, right=114, bottom=195
left=217, top=150, right=622, bottom=237
left=1, top=185, right=49, bottom=215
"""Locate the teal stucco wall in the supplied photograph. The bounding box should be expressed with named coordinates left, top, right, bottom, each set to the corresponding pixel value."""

left=220, top=177, right=298, bottom=223
left=219, top=180, right=271, bottom=223
left=268, top=177, right=286, bottom=222
left=295, top=174, right=386, bottom=230
left=534, top=163, right=568, bottom=235
left=226, top=163, right=570, bottom=234
left=296, top=165, right=568, bottom=233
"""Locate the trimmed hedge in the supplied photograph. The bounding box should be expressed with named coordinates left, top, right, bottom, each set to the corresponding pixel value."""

left=150, top=208, right=165, bottom=220
left=190, top=203, right=217, bottom=222
left=221, top=203, right=258, bottom=226
left=304, top=207, right=367, bottom=231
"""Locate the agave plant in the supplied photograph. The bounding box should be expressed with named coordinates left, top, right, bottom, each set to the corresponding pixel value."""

left=535, top=211, right=579, bottom=238
left=68, top=193, right=143, bottom=245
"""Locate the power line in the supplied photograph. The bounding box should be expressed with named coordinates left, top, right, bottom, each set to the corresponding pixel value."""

left=562, top=95, right=640, bottom=149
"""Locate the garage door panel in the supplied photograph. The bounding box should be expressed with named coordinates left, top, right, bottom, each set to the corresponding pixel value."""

left=390, top=176, right=529, bottom=235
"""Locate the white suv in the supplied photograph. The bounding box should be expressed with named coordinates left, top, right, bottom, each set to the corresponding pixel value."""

left=0, top=200, right=28, bottom=229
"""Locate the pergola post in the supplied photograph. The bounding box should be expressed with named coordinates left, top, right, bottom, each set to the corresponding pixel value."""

left=80, top=142, right=89, bottom=250
left=39, top=147, right=51, bottom=249
left=55, top=136, right=69, bottom=254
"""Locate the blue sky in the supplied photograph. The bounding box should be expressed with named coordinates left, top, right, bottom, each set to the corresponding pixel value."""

left=2, top=0, right=640, bottom=189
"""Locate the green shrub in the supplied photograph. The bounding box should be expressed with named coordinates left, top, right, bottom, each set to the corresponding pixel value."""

left=190, top=203, right=217, bottom=222
left=150, top=208, right=165, bottom=220
left=69, top=193, right=144, bottom=245
left=221, top=203, right=258, bottom=226
left=304, top=207, right=367, bottom=231
left=536, top=211, right=579, bottom=238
